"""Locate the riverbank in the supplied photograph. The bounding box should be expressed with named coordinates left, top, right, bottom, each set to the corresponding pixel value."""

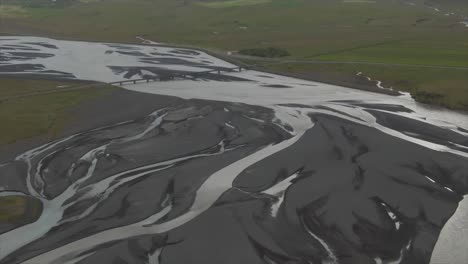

left=0, top=84, right=181, bottom=161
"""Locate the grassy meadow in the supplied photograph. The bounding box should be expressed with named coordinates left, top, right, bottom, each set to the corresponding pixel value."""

left=0, top=195, right=42, bottom=225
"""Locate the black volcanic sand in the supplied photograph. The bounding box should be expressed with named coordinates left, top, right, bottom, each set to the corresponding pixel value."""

left=0, top=196, right=42, bottom=234
left=0, top=92, right=467, bottom=264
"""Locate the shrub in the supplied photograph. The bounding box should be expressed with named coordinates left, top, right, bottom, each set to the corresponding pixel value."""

left=411, top=90, right=444, bottom=104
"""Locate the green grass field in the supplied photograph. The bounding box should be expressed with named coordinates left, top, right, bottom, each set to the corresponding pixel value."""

left=0, top=78, right=115, bottom=145
left=0, top=5, right=27, bottom=18
left=0, top=195, right=41, bottom=223
left=1, top=0, right=467, bottom=109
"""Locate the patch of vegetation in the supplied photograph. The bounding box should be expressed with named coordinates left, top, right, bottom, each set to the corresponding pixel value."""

left=0, top=196, right=41, bottom=222
left=239, top=47, right=290, bottom=58
left=411, top=90, right=444, bottom=104
left=0, top=78, right=76, bottom=98
left=411, top=79, right=468, bottom=110
left=0, top=78, right=115, bottom=145
left=198, top=0, right=270, bottom=8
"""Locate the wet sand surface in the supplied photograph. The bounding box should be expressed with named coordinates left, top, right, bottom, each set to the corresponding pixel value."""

left=0, top=36, right=467, bottom=264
